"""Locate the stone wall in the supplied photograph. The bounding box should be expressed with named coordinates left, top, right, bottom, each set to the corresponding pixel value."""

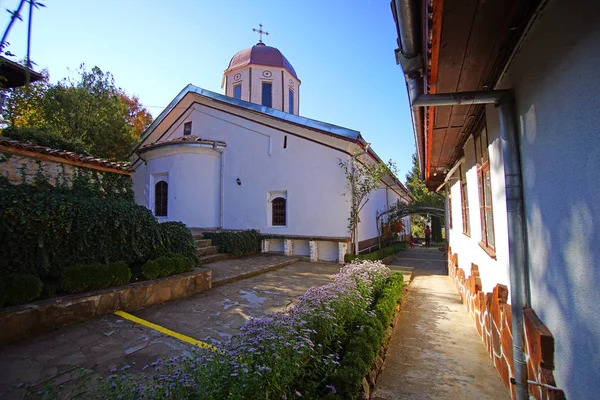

left=0, top=268, right=211, bottom=346
left=1, top=152, right=94, bottom=186
left=447, top=249, right=565, bottom=399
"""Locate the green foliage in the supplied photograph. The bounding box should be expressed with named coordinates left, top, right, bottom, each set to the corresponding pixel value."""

left=2, top=126, right=89, bottom=154
left=332, top=272, right=404, bottom=399
left=0, top=280, right=6, bottom=307
left=61, top=262, right=132, bottom=294
left=0, top=180, right=161, bottom=278
left=203, top=230, right=261, bottom=256
left=344, top=242, right=406, bottom=263
left=141, top=254, right=193, bottom=280
left=1, top=65, right=153, bottom=161
left=3, top=274, right=43, bottom=306
left=156, top=222, right=199, bottom=266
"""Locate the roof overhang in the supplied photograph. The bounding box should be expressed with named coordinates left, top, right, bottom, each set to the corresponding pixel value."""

left=391, top=0, right=543, bottom=189
left=0, top=57, right=43, bottom=88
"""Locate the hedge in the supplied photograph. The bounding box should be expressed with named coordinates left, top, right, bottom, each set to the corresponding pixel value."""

left=2, top=274, right=43, bottom=306
left=0, top=180, right=196, bottom=279
left=203, top=230, right=261, bottom=256
left=142, top=254, right=193, bottom=280
left=61, top=262, right=132, bottom=294
left=344, top=242, right=406, bottom=263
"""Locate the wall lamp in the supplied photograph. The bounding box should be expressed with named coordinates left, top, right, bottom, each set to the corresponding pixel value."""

left=236, top=177, right=241, bottom=186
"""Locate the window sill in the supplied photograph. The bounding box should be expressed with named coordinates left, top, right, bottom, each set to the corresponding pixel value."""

left=479, top=241, right=497, bottom=260
left=463, top=231, right=471, bottom=238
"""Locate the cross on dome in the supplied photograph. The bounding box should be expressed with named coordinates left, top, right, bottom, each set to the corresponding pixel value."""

left=252, top=23, right=269, bottom=44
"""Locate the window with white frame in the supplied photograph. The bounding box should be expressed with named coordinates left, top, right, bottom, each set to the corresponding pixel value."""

left=268, top=191, right=287, bottom=227
left=153, top=174, right=168, bottom=217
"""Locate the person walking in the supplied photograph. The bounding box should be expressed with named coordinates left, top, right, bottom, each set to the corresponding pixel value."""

left=424, top=225, right=431, bottom=248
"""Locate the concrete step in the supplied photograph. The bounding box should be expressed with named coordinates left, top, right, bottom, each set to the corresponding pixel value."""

left=197, top=246, right=218, bottom=256
left=192, top=234, right=204, bottom=240
left=195, top=239, right=212, bottom=247
left=198, top=253, right=231, bottom=264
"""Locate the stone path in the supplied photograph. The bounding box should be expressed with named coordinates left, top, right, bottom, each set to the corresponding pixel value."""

left=0, top=258, right=340, bottom=399
left=372, top=248, right=508, bottom=399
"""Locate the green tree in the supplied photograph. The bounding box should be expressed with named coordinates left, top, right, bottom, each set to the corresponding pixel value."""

left=405, top=153, right=445, bottom=241
left=1, top=65, right=152, bottom=160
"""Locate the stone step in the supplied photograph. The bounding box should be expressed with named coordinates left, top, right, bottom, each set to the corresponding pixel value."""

left=197, top=246, right=218, bottom=256
left=192, top=234, right=204, bottom=240
left=198, top=253, right=231, bottom=265
left=195, top=239, right=212, bottom=247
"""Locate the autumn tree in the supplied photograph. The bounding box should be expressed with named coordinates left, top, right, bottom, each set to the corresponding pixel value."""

left=405, top=153, right=445, bottom=241
left=1, top=65, right=153, bottom=160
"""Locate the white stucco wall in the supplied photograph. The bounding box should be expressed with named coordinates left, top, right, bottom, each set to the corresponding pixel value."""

left=224, top=65, right=300, bottom=115
left=139, top=145, right=221, bottom=228
left=495, top=1, right=600, bottom=396
left=141, top=103, right=352, bottom=238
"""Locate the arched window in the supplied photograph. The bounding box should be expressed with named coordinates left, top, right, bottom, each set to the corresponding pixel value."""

left=155, top=181, right=168, bottom=217
left=272, top=197, right=286, bottom=226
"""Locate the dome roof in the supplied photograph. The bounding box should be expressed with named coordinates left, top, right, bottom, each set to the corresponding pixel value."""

left=226, top=43, right=298, bottom=80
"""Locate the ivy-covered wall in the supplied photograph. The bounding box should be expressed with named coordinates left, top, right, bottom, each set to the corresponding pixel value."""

left=0, top=151, right=132, bottom=200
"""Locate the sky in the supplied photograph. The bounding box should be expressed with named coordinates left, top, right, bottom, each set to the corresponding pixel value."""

left=0, top=0, right=415, bottom=179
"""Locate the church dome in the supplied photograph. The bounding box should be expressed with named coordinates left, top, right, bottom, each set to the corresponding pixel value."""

left=226, top=43, right=298, bottom=80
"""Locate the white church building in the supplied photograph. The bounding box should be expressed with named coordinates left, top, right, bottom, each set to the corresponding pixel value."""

left=131, top=39, right=411, bottom=263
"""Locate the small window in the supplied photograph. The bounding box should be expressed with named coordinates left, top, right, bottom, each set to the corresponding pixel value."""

left=272, top=197, right=286, bottom=226
left=478, top=126, right=495, bottom=253
left=448, top=193, right=453, bottom=230
left=155, top=181, right=168, bottom=217
left=288, top=89, right=294, bottom=113
left=283, top=135, right=287, bottom=149
left=233, top=84, right=242, bottom=99
left=183, top=121, right=192, bottom=136
left=262, top=82, right=272, bottom=108
left=460, top=165, right=470, bottom=236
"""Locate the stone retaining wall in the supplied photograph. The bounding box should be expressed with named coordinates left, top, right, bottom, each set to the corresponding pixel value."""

left=447, top=249, right=565, bottom=399
left=0, top=268, right=211, bottom=346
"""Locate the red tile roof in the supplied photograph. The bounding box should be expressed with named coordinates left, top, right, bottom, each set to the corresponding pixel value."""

left=0, top=137, right=133, bottom=172
left=226, top=43, right=298, bottom=80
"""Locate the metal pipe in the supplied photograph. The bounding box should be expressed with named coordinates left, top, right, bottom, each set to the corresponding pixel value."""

left=393, top=0, right=420, bottom=58
left=499, top=94, right=530, bottom=400
left=219, top=150, right=225, bottom=229
left=412, top=90, right=510, bottom=107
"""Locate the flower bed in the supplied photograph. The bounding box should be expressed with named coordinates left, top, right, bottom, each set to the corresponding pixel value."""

left=344, top=242, right=406, bottom=263
left=78, top=260, right=404, bottom=400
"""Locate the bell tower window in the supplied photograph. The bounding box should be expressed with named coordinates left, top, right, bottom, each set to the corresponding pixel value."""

left=233, top=84, right=242, bottom=99
left=262, top=82, right=272, bottom=108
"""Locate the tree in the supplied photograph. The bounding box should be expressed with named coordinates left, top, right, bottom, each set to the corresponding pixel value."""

left=1, top=65, right=153, bottom=160
left=405, top=153, right=445, bottom=241
left=340, top=152, right=390, bottom=254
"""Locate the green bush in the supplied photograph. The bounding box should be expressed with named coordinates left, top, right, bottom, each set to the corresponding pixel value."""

left=332, top=272, right=404, bottom=399
left=141, top=254, right=193, bottom=280
left=0, top=280, right=6, bottom=307
left=3, top=274, right=43, bottom=306
left=61, top=262, right=132, bottom=294
left=344, top=242, right=406, bottom=263
left=0, top=181, right=161, bottom=278
left=203, top=230, right=260, bottom=256
left=2, top=126, right=89, bottom=155
left=156, top=222, right=199, bottom=266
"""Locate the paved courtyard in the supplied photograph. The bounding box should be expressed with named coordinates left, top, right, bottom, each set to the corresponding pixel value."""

left=0, top=260, right=341, bottom=399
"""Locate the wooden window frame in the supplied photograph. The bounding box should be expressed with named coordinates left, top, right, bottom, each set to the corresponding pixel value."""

left=272, top=197, right=286, bottom=226
left=478, top=161, right=496, bottom=257
left=460, top=165, right=470, bottom=236
left=154, top=181, right=168, bottom=217
left=448, top=193, right=453, bottom=230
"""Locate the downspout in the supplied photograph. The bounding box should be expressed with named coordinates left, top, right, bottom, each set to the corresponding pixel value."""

left=412, top=90, right=531, bottom=400
left=219, top=149, right=225, bottom=229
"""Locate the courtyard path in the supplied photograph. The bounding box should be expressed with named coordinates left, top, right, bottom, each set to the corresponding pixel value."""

left=373, top=248, right=508, bottom=399
left=0, top=259, right=340, bottom=399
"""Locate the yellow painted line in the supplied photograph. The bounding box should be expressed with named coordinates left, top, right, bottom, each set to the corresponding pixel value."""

left=114, top=311, right=219, bottom=352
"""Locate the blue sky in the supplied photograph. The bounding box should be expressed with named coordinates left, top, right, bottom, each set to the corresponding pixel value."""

left=1, top=0, right=415, bottom=179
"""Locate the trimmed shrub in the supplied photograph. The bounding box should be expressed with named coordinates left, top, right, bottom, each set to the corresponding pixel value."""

left=141, top=254, right=193, bottom=280
left=0, top=280, right=6, bottom=307
left=157, top=222, right=199, bottom=266
left=3, top=274, right=43, bottom=306
left=61, top=262, right=132, bottom=294
left=0, top=182, right=162, bottom=278
left=203, top=230, right=260, bottom=256
left=344, top=242, right=406, bottom=263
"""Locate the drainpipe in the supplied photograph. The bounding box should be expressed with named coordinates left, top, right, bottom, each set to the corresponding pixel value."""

left=218, top=149, right=225, bottom=229
left=412, top=90, right=530, bottom=400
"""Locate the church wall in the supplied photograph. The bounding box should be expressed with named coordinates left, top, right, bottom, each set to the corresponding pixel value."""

left=357, top=186, right=389, bottom=249
left=169, top=104, right=351, bottom=238
left=132, top=162, right=147, bottom=206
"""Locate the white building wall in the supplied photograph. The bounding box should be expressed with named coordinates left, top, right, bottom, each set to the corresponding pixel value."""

left=154, top=103, right=351, bottom=238
left=496, top=1, right=600, bottom=396
left=357, top=185, right=388, bottom=246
